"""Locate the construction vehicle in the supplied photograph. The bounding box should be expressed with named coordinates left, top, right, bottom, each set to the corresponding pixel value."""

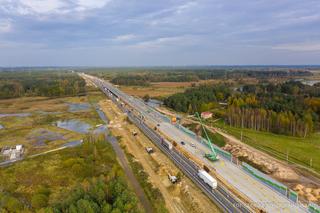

left=145, top=147, right=154, bottom=154
left=168, top=173, right=178, bottom=183
left=195, top=112, right=219, bottom=161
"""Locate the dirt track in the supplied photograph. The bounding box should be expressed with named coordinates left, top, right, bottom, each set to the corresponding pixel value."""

left=99, top=99, right=221, bottom=213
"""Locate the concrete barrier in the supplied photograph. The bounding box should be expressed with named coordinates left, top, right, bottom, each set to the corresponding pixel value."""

left=289, top=190, right=299, bottom=203
left=242, top=162, right=288, bottom=196
left=308, top=202, right=320, bottom=213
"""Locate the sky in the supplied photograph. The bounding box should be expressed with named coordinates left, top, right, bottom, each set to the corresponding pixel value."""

left=0, top=0, right=319, bottom=66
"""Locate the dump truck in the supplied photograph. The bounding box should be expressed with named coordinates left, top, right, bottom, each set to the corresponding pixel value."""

left=198, top=170, right=217, bottom=189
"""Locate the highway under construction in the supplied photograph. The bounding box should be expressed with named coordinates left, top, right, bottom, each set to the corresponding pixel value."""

left=80, top=73, right=306, bottom=213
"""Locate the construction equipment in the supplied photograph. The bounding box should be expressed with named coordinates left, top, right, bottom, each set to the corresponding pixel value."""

left=195, top=112, right=219, bottom=161
left=168, top=173, right=178, bottom=183
left=145, top=147, right=154, bottom=154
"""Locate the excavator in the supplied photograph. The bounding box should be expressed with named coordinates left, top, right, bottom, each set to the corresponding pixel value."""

left=195, top=112, right=219, bottom=162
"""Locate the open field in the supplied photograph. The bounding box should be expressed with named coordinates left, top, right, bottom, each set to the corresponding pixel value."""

left=213, top=121, right=320, bottom=175
left=119, top=80, right=225, bottom=98
left=0, top=91, right=105, bottom=157
left=99, top=99, right=222, bottom=213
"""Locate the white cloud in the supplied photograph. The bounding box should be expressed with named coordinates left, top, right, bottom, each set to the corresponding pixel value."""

left=113, top=34, right=137, bottom=42
left=0, top=0, right=112, bottom=16
left=272, top=42, right=320, bottom=52
left=76, top=0, right=112, bottom=10
left=128, top=35, right=198, bottom=50
left=0, top=19, right=12, bottom=33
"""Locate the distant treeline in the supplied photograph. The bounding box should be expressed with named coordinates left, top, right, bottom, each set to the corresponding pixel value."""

left=109, top=70, right=312, bottom=86
left=0, top=71, right=86, bottom=99
left=165, top=81, right=320, bottom=137
left=110, top=73, right=199, bottom=86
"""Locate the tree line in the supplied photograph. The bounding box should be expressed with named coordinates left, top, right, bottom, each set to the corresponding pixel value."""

left=164, top=81, right=320, bottom=137
left=108, top=69, right=312, bottom=86
left=0, top=71, right=86, bottom=99
left=164, top=84, right=231, bottom=113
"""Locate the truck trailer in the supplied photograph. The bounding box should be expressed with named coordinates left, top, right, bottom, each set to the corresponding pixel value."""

left=198, top=170, right=217, bottom=189
left=161, top=139, right=173, bottom=150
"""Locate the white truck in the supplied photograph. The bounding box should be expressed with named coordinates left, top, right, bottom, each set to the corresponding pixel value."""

left=161, top=139, right=173, bottom=150
left=198, top=170, right=217, bottom=189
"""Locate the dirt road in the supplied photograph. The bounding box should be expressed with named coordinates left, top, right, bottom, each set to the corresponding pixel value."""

left=99, top=99, right=221, bottom=213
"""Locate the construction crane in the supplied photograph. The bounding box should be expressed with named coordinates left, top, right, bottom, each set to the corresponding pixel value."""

left=195, top=112, right=219, bottom=161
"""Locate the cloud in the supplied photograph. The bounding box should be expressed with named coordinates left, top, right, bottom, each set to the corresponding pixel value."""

left=128, top=35, right=198, bottom=50
left=272, top=42, right=320, bottom=52
left=0, top=19, right=12, bottom=33
left=0, top=0, right=112, bottom=16
left=112, top=34, right=137, bottom=42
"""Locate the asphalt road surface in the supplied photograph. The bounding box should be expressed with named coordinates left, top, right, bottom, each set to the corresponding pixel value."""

left=81, top=73, right=306, bottom=213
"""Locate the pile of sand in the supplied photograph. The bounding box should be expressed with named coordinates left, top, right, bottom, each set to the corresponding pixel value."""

left=223, top=143, right=320, bottom=204
left=223, top=144, right=299, bottom=180
left=294, top=184, right=320, bottom=203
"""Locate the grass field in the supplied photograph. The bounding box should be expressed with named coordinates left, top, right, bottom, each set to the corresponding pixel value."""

left=119, top=84, right=186, bottom=99
left=183, top=123, right=226, bottom=147
left=213, top=120, right=320, bottom=174
left=0, top=139, right=142, bottom=212
left=0, top=90, right=105, bottom=156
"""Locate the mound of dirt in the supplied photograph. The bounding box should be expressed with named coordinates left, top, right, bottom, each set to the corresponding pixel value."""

left=223, top=143, right=320, bottom=204
left=223, top=144, right=299, bottom=180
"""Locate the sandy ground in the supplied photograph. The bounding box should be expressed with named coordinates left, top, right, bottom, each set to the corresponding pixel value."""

left=178, top=115, right=320, bottom=205
left=99, top=99, right=221, bottom=213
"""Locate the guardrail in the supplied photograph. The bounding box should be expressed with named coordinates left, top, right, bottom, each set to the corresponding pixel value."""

left=308, top=202, right=320, bottom=213
left=242, top=162, right=288, bottom=196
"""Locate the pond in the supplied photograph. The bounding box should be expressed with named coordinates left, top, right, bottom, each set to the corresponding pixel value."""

left=0, top=113, right=31, bottom=118
left=0, top=124, right=3, bottom=129
left=27, top=129, right=65, bottom=146
left=56, top=119, right=92, bottom=134
left=67, top=103, right=91, bottom=112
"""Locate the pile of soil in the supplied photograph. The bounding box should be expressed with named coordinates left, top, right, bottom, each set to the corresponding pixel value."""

left=223, top=143, right=320, bottom=204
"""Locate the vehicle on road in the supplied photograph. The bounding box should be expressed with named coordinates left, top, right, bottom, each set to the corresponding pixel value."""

left=191, top=143, right=196, bottom=148
left=180, top=141, right=185, bottom=145
left=198, top=170, right=217, bottom=190
left=161, top=138, right=173, bottom=150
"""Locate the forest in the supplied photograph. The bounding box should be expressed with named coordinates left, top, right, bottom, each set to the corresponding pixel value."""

left=108, top=69, right=312, bottom=86
left=0, top=71, right=86, bottom=99
left=0, top=137, right=141, bottom=213
left=164, top=81, right=320, bottom=137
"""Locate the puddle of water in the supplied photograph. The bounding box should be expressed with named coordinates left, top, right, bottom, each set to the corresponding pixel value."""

left=96, top=107, right=109, bottom=123
left=56, top=119, right=92, bottom=134
left=67, top=103, right=91, bottom=112
left=36, top=111, right=61, bottom=115
left=295, top=79, right=320, bottom=86
left=0, top=124, right=3, bottom=129
left=93, top=125, right=107, bottom=134
left=0, top=113, right=31, bottom=118
left=27, top=129, right=65, bottom=146
left=146, top=99, right=163, bottom=108
left=61, top=140, right=83, bottom=148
